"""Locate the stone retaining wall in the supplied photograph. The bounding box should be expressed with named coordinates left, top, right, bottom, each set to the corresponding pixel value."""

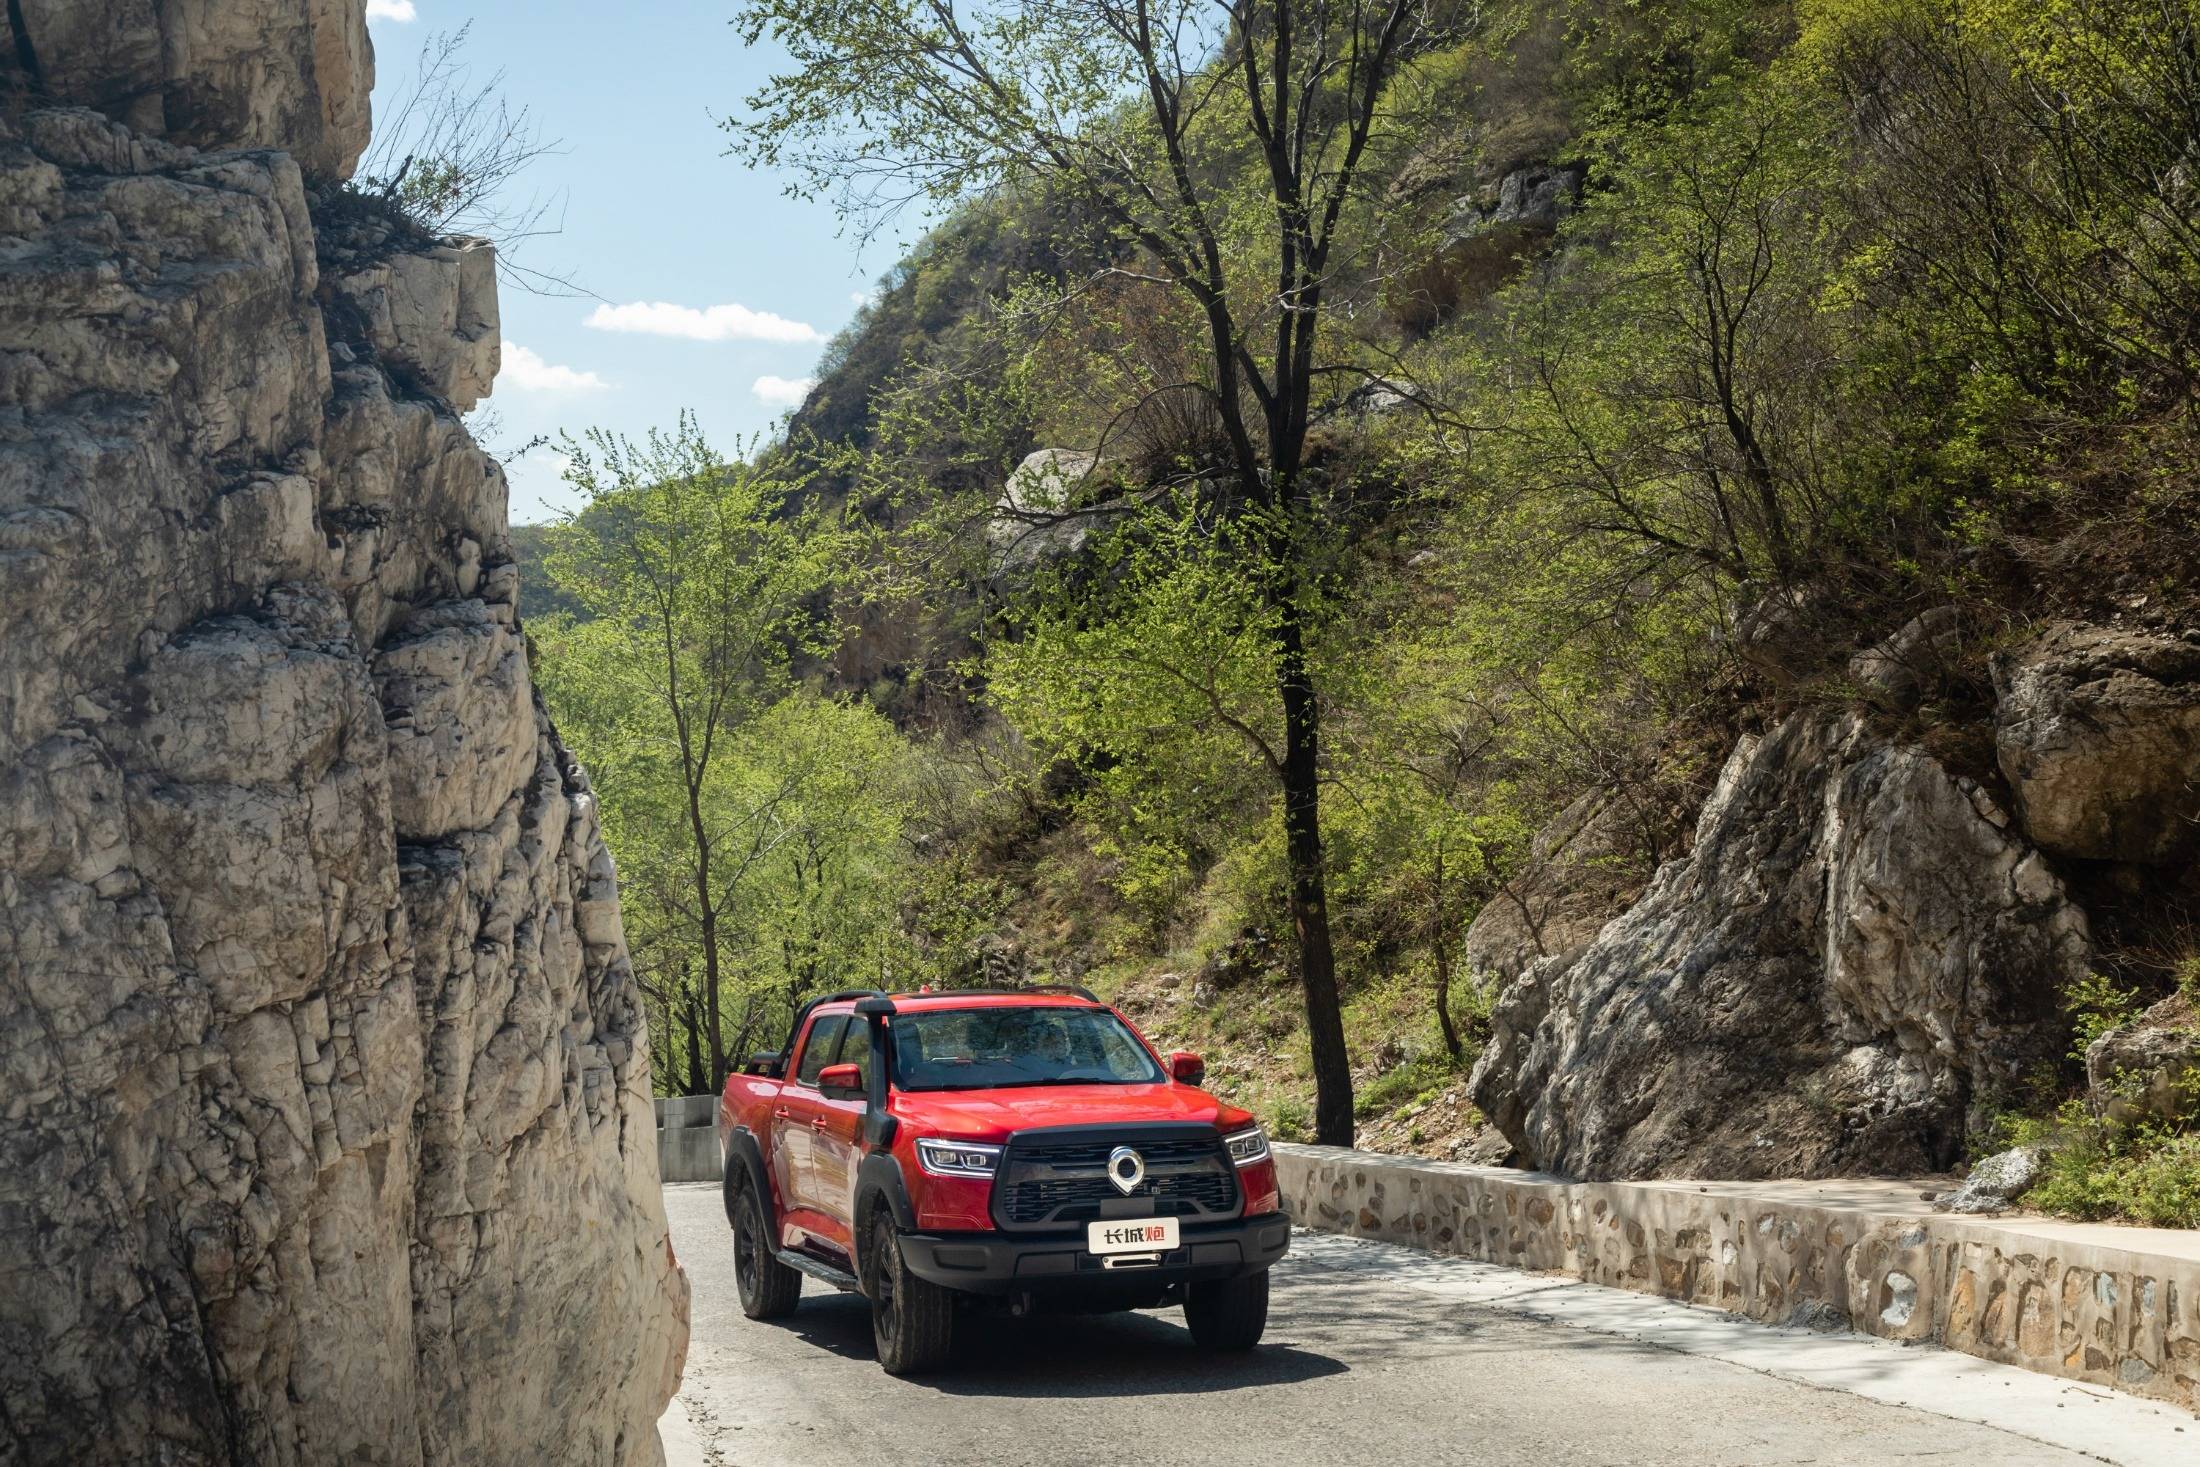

left=656, top=1096, right=723, bottom=1184
left=1273, top=1144, right=2200, bottom=1415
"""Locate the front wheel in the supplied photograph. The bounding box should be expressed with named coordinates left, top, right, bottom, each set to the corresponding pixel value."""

left=1184, top=1268, right=1269, bottom=1350
left=867, top=1210, right=953, bottom=1375
left=730, top=1172, right=801, bottom=1321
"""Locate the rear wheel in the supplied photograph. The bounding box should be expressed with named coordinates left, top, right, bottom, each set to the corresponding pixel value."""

left=1184, top=1268, right=1269, bottom=1350
left=867, top=1210, right=953, bottom=1375
left=729, top=1171, right=801, bottom=1321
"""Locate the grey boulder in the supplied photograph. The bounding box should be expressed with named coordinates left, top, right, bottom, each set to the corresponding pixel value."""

left=1993, top=622, right=2200, bottom=864
left=1470, top=711, right=2089, bottom=1180
left=1934, top=1146, right=2045, bottom=1216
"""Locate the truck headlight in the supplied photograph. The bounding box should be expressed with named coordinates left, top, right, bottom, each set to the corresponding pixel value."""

left=1222, top=1125, right=1270, bottom=1167
left=915, top=1138, right=1002, bottom=1178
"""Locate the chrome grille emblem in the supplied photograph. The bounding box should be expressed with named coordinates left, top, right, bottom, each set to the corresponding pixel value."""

left=1106, top=1145, right=1145, bottom=1195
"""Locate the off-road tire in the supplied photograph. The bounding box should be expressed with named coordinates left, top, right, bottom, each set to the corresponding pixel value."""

left=729, top=1170, right=801, bottom=1321
left=867, top=1210, right=953, bottom=1375
left=1184, top=1268, right=1269, bottom=1350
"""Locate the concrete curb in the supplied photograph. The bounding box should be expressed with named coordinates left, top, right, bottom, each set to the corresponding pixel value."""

left=1273, top=1143, right=2200, bottom=1416
left=658, top=1393, right=708, bottom=1467
left=1290, top=1230, right=2199, bottom=1465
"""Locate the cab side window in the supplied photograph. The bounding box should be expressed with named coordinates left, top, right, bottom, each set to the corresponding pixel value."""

left=831, top=1019, right=870, bottom=1089
left=795, top=1015, right=847, bottom=1087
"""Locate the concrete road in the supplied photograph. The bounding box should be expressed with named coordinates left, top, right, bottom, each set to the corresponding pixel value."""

left=664, top=1183, right=2184, bottom=1466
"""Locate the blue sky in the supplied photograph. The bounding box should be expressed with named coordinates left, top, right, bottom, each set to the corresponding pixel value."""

left=364, top=0, right=894, bottom=522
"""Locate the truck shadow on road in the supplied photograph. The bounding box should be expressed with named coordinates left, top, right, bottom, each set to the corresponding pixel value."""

left=779, top=1293, right=1350, bottom=1397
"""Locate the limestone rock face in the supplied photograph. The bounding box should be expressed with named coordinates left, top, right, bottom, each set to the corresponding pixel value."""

left=1445, top=162, right=1583, bottom=245
left=2086, top=992, right=2200, bottom=1126
left=1440, top=162, right=1583, bottom=295
left=1993, top=622, right=2200, bottom=865
left=335, top=236, right=502, bottom=412
left=375, top=600, right=538, bottom=841
left=989, top=447, right=1100, bottom=573
left=1469, top=711, right=2090, bottom=1180
left=1, top=0, right=374, bottom=179
left=1849, top=606, right=1962, bottom=713
left=0, top=12, right=684, bottom=1464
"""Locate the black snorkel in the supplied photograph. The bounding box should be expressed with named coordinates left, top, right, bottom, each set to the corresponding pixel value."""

left=854, top=994, right=898, bottom=1151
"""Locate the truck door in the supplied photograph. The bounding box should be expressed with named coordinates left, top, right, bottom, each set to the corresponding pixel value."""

left=773, top=1013, right=845, bottom=1243
left=806, top=1018, right=871, bottom=1252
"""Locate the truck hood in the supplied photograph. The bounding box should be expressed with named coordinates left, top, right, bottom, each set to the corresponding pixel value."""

left=892, top=1082, right=1252, bottom=1140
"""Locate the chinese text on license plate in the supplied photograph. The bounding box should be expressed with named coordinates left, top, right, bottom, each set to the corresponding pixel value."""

left=1087, top=1217, right=1180, bottom=1255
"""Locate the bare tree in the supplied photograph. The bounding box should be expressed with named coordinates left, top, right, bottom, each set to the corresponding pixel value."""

left=731, top=0, right=1449, bottom=1144
left=357, top=23, right=579, bottom=294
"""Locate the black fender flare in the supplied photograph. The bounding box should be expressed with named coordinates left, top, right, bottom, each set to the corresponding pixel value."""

left=852, top=1151, right=916, bottom=1283
left=722, top=1125, right=776, bottom=1234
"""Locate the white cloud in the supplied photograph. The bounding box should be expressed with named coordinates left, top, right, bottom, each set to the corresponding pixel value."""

left=500, top=341, right=608, bottom=393
left=752, top=375, right=817, bottom=409
left=365, top=0, right=417, bottom=21
left=585, top=300, right=823, bottom=345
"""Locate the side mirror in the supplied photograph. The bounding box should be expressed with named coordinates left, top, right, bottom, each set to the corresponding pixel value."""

left=817, top=1062, right=865, bottom=1099
left=1168, top=1051, right=1205, bottom=1087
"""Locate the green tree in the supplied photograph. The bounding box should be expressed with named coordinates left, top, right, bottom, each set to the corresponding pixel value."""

left=731, top=0, right=1445, bottom=1144
left=537, top=417, right=843, bottom=1090
left=985, top=507, right=1287, bottom=930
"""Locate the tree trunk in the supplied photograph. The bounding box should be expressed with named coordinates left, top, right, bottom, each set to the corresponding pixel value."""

left=691, top=820, right=726, bottom=1093
left=1273, top=602, right=1353, bottom=1147
left=700, top=911, right=724, bottom=1095
left=681, top=748, right=728, bottom=1093
left=683, top=987, right=708, bottom=1097
left=1431, top=847, right=1463, bottom=1060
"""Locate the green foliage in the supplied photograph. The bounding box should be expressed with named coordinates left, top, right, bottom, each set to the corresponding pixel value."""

left=985, top=504, right=1301, bottom=925
left=506, top=523, right=586, bottom=623
left=1353, top=1048, right=1465, bottom=1120
left=531, top=417, right=922, bottom=1090
left=2063, top=972, right=2145, bottom=1064
left=547, top=0, right=2200, bottom=1149
left=1267, top=1097, right=1314, bottom=1144
left=2009, top=1103, right=2200, bottom=1230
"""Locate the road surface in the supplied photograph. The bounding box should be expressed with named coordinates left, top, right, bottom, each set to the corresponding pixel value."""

left=663, top=1182, right=2189, bottom=1466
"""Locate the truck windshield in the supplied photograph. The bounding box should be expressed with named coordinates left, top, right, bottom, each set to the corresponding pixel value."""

left=890, top=1006, right=1164, bottom=1091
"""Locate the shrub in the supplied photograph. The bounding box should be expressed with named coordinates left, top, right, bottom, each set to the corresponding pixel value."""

left=1269, top=1098, right=1315, bottom=1144
left=2027, top=1123, right=2200, bottom=1230
left=2062, top=971, right=2144, bottom=1063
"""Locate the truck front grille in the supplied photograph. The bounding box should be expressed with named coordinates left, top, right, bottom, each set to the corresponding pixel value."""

left=992, top=1125, right=1239, bottom=1231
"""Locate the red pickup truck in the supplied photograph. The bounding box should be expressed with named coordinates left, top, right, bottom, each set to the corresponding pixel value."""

left=716, top=985, right=1290, bottom=1373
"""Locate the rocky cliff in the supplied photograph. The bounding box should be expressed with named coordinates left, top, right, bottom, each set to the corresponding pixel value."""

left=0, top=5, right=687, bottom=1463
left=1468, top=614, right=2200, bottom=1181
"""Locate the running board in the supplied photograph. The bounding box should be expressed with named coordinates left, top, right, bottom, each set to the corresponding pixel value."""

left=776, top=1249, right=860, bottom=1293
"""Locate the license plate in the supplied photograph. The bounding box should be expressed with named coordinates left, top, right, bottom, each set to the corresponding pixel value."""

left=1087, top=1217, right=1179, bottom=1255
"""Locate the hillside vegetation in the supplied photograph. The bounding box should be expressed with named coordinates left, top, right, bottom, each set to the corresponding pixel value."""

left=527, top=0, right=2200, bottom=1217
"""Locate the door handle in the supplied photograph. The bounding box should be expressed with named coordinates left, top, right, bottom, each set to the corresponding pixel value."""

left=773, top=1106, right=791, bottom=1120
left=810, top=1117, right=829, bottom=1132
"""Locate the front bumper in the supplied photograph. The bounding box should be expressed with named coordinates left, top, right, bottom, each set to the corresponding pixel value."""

left=899, top=1210, right=1292, bottom=1295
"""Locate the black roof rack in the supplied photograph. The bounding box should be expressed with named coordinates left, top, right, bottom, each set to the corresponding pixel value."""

left=776, top=983, right=1103, bottom=1055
